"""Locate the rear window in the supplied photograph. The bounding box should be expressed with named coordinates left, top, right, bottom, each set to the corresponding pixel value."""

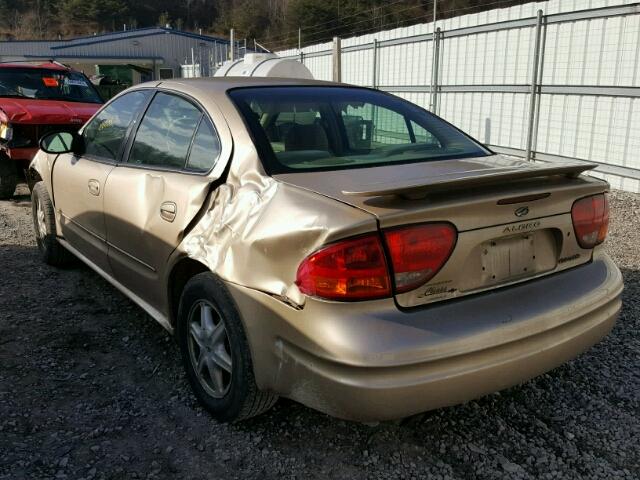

left=229, top=86, right=489, bottom=174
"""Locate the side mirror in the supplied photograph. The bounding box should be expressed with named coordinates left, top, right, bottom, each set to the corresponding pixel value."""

left=39, top=131, right=84, bottom=155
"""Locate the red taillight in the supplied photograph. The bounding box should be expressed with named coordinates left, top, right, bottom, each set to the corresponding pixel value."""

left=383, top=223, right=457, bottom=293
left=571, top=194, right=609, bottom=249
left=296, top=234, right=391, bottom=301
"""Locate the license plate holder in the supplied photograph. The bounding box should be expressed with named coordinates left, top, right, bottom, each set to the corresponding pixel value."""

left=481, top=234, right=536, bottom=285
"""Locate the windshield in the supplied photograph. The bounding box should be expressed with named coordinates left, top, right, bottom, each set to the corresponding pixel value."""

left=0, top=67, right=102, bottom=104
left=229, top=86, right=490, bottom=173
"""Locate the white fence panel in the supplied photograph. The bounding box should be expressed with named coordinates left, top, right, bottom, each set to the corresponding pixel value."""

left=277, top=0, right=640, bottom=192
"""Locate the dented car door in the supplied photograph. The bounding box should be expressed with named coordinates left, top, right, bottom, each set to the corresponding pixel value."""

left=103, top=90, right=224, bottom=308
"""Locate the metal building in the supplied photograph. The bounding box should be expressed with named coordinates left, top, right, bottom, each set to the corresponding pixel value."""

left=0, top=27, right=236, bottom=84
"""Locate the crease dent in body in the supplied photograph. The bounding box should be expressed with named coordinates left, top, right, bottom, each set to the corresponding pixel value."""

left=183, top=174, right=308, bottom=306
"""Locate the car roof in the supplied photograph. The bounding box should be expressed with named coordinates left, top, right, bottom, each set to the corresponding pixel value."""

left=0, top=61, right=71, bottom=71
left=143, top=76, right=350, bottom=96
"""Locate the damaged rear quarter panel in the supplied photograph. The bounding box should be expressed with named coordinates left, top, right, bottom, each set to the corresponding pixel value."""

left=169, top=81, right=377, bottom=309
left=181, top=175, right=377, bottom=308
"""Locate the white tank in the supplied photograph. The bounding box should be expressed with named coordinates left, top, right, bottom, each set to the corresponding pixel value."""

left=214, top=53, right=314, bottom=79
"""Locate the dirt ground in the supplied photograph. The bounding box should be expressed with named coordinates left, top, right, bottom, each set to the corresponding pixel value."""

left=1, top=185, right=638, bottom=480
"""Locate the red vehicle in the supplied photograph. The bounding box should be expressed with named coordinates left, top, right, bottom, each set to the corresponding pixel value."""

left=0, top=62, right=103, bottom=198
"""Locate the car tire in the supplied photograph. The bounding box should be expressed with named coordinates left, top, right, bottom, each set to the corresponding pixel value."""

left=31, top=181, right=72, bottom=266
left=0, top=156, right=18, bottom=200
left=177, top=272, right=278, bottom=422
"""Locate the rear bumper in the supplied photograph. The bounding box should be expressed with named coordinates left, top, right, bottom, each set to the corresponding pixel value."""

left=227, top=251, right=623, bottom=422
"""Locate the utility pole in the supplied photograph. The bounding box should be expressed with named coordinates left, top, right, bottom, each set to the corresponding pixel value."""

left=429, top=0, right=438, bottom=111
left=525, top=10, right=544, bottom=162
left=298, top=27, right=301, bottom=51
left=332, top=36, right=342, bottom=82
left=230, top=28, right=235, bottom=61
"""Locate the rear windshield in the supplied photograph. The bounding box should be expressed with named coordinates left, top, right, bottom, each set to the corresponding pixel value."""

left=229, top=86, right=489, bottom=173
left=0, top=67, right=102, bottom=104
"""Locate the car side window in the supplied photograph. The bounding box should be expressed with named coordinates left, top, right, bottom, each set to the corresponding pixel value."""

left=83, top=90, right=150, bottom=161
left=185, top=117, right=221, bottom=173
left=128, top=92, right=202, bottom=170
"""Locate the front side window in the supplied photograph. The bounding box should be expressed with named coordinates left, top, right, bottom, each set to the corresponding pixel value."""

left=229, top=86, right=489, bottom=173
left=83, top=90, right=150, bottom=161
left=128, top=92, right=202, bottom=170
left=0, top=67, right=103, bottom=104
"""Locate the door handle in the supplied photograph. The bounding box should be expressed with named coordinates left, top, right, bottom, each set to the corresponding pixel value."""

left=160, top=202, right=177, bottom=222
left=88, top=179, right=100, bottom=196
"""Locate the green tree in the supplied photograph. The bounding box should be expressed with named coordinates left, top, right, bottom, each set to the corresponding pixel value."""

left=59, top=0, right=129, bottom=32
left=158, top=11, right=170, bottom=27
left=0, top=0, right=533, bottom=42
left=230, top=0, right=272, bottom=40
left=285, top=0, right=418, bottom=48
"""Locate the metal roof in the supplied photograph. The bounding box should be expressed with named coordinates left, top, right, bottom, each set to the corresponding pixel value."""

left=0, top=28, right=232, bottom=70
left=50, top=27, right=229, bottom=49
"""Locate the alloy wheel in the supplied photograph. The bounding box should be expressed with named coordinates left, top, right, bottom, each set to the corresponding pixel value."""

left=187, top=300, right=233, bottom=398
left=36, top=197, right=47, bottom=238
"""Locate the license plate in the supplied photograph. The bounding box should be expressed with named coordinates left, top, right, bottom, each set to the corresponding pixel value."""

left=481, top=234, right=536, bottom=285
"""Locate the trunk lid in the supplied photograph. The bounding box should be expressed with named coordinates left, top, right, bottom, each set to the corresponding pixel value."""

left=275, top=155, right=608, bottom=307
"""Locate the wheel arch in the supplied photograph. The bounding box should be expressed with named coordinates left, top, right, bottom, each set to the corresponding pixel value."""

left=168, top=257, right=272, bottom=390
left=27, top=166, right=42, bottom=191
left=167, top=257, right=210, bottom=327
left=28, top=151, right=53, bottom=194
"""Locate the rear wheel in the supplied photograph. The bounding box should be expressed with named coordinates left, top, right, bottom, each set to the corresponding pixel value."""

left=0, top=156, right=18, bottom=200
left=177, top=272, right=277, bottom=422
left=31, top=181, right=71, bottom=266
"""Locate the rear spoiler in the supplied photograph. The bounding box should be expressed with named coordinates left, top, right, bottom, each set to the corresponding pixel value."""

left=342, top=162, right=596, bottom=198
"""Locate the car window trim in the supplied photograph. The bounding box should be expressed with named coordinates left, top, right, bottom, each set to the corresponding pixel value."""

left=81, top=89, right=154, bottom=165
left=164, top=89, right=222, bottom=175
left=183, top=113, right=205, bottom=169
left=119, top=89, right=159, bottom=167
left=119, top=88, right=221, bottom=177
left=185, top=114, right=224, bottom=174
left=405, top=116, right=416, bottom=143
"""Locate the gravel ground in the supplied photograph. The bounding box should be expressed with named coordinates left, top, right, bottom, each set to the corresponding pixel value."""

left=0, top=185, right=638, bottom=480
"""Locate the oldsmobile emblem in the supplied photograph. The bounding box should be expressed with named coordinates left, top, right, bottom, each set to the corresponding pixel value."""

left=514, top=206, right=529, bottom=217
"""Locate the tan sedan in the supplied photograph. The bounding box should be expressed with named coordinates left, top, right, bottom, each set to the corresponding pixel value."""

left=29, top=78, right=623, bottom=422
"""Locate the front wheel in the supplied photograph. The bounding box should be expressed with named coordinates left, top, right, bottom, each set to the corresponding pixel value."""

left=177, top=273, right=277, bottom=422
left=31, top=181, right=72, bottom=266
